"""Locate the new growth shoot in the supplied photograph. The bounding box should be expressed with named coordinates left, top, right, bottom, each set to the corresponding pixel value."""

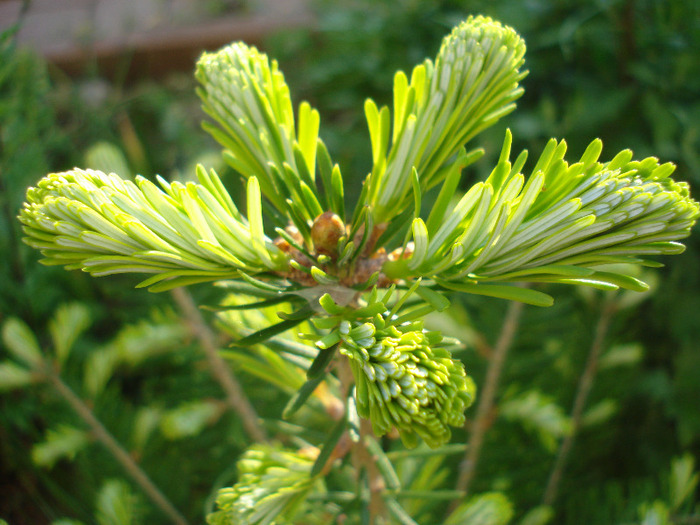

left=17, top=14, right=698, bottom=525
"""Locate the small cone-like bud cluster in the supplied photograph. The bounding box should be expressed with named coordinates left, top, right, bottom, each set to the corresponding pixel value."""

left=338, top=315, right=475, bottom=448
left=207, top=445, right=318, bottom=525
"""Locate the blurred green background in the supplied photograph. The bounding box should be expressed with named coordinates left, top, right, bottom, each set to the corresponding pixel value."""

left=1, top=0, right=698, bottom=523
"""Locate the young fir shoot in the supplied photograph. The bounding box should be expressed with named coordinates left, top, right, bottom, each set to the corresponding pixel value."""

left=207, top=445, right=322, bottom=525
left=17, top=14, right=699, bottom=523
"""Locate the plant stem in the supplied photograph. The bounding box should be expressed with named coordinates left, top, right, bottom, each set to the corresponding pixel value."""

left=542, top=297, right=617, bottom=506
left=450, top=297, right=526, bottom=511
left=338, top=357, right=387, bottom=524
left=47, top=371, right=189, bottom=525
left=170, top=287, right=267, bottom=443
left=359, top=418, right=388, bottom=523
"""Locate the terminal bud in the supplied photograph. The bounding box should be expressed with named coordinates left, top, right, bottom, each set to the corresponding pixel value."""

left=311, top=211, right=345, bottom=258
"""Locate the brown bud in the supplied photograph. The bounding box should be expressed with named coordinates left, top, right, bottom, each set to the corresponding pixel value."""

left=273, top=224, right=304, bottom=254
left=346, top=248, right=394, bottom=288
left=273, top=237, right=291, bottom=253
left=388, top=242, right=414, bottom=261
left=285, top=224, right=304, bottom=245
left=311, top=211, right=345, bottom=257
left=297, top=446, right=320, bottom=461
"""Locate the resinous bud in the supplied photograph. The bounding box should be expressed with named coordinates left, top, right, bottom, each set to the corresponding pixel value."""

left=311, top=211, right=345, bottom=257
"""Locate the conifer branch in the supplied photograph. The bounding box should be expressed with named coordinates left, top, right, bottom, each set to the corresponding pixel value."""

left=452, top=296, right=526, bottom=508
left=170, top=287, right=267, bottom=442
left=47, top=371, right=189, bottom=525
left=18, top=167, right=285, bottom=292
left=14, top=13, right=700, bottom=524
left=365, top=15, right=527, bottom=224
left=542, top=297, right=617, bottom=506
left=385, top=131, right=699, bottom=303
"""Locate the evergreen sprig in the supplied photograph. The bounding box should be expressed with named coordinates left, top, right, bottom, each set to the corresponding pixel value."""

left=196, top=41, right=338, bottom=238
left=364, top=15, right=527, bottom=225
left=342, top=321, right=474, bottom=448
left=207, top=445, right=321, bottom=525
left=306, top=284, right=474, bottom=448
left=383, top=130, right=700, bottom=305
left=17, top=13, right=699, bottom=459
left=19, top=167, right=286, bottom=291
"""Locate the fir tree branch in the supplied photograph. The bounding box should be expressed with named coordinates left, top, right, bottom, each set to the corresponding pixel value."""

left=365, top=15, right=527, bottom=224
left=196, top=42, right=332, bottom=228
left=207, top=444, right=319, bottom=524
left=542, top=296, right=617, bottom=506
left=310, top=285, right=475, bottom=449
left=46, top=370, right=189, bottom=525
left=18, top=168, right=284, bottom=292
left=385, top=131, right=699, bottom=302
left=451, top=295, right=526, bottom=510
left=170, top=287, right=267, bottom=443
left=13, top=15, right=700, bottom=524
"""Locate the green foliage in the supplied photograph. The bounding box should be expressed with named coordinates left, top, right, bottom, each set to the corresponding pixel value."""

left=266, top=2, right=700, bottom=523
left=0, top=360, right=34, bottom=392
left=2, top=317, right=43, bottom=367
left=518, top=506, right=554, bottom=525
left=22, top=14, right=696, bottom=311
left=345, top=322, right=472, bottom=448
left=500, top=390, right=570, bottom=452
left=50, top=303, right=92, bottom=366
left=0, top=305, right=247, bottom=523
left=19, top=167, right=285, bottom=291
left=668, top=454, right=698, bottom=512
left=2, top=1, right=700, bottom=524
left=445, top=492, right=514, bottom=525
left=207, top=445, right=321, bottom=525
left=288, top=284, right=475, bottom=447
left=196, top=42, right=327, bottom=223
left=32, top=425, right=91, bottom=468
left=363, top=15, right=526, bottom=224
left=634, top=454, right=700, bottom=525
left=85, top=142, right=134, bottom=181
left=17, top=20, right=697, bottom=491
left=83, top=315, right=186, bottom=397
left=159, top=400, right=223, bottom=440
left=0, top=27, right=83, bottom=322
left=94, top=479, right=142, bottom=525
left=50, top=479, right=142, bottom=525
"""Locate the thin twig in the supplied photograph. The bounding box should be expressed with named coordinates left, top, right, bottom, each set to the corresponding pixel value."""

left=338, top=357, right=387, bottom=524
left=542, top=297, right=617, bottom=506
left=170, top=287, right=267, bottom=443
left=47, top=372, right=189, bottom=525
left=450, top=298, right=526, bottom=512
left=359, top=418, right=388, bottom=523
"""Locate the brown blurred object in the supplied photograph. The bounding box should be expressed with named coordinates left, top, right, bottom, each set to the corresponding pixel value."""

left=0, top=0, right=313, bottom=78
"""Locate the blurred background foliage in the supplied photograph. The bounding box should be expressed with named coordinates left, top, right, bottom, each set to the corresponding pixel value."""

left=1, top=0, right=698, bottom=523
